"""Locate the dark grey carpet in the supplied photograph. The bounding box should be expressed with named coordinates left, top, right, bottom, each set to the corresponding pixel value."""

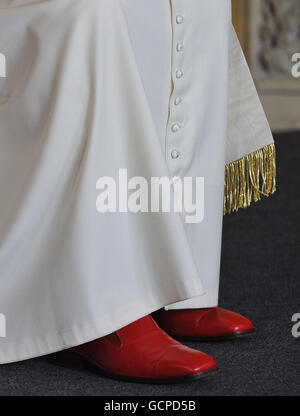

left=0, top=132, right=299, bottom=396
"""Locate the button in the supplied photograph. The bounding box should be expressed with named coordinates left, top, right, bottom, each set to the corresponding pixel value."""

left=176, top=43, right=184, bottom=52
left=176, top=70, right=183, bottom=79
left=174, top=97, right=183, bottom=106
left=171, top=123, right=181, bottom=133
left=171, top=150, right=180, bottom=159
left=176, top=15, right=184, bottom=24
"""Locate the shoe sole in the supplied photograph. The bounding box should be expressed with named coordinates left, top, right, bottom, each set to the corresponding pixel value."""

left=48, top=350, right=219, bottom=384
left=173, top=328, right=255, bottom=342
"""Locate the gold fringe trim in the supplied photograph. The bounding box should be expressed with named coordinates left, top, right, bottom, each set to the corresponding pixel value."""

left=224, top=143, right=276, bottom=215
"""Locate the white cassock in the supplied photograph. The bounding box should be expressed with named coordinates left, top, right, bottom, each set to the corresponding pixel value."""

left=0, top=0, right=275, bottom=364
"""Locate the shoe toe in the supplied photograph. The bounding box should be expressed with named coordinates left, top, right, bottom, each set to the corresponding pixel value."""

left=200, top=308, right=254, bottom=335
left=221, top=309, right=253, bottom=332
left=155, top=345, right=217, bottom=378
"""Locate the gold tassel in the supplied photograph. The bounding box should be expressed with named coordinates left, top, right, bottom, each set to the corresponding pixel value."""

left=224, top=143, right=276, bottom=215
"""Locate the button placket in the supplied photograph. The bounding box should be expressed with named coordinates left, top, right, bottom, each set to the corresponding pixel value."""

left=166, top=2, right=186, bottom=169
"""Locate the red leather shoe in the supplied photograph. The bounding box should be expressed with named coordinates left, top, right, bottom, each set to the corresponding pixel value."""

left=152, top=308, right=255, bottom=341
left=52, top=315, right=218, bottom=383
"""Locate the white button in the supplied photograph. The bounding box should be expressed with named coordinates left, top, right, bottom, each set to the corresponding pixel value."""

left=176, top=43, right=184, bottom=52
left=171, top=150, right=180, bottom=159
left=176, top=15, right=184, bottom=24
left=171, top=123, right=181, bottom=133
left=176, top=70, right=183, bottom=79
left=174, top=97, right=183, bottom=106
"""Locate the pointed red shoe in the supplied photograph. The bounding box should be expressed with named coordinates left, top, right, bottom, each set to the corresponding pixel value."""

left=52, top=315, right=218, bottom=384
left=152, top=307, right=255, bottom=341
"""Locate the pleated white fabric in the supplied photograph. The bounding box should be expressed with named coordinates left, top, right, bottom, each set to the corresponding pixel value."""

left=0, top=0, right=274, bottom=364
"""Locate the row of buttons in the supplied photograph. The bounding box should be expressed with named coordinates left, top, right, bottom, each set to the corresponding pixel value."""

left=170, top=13, right=185, bottom=160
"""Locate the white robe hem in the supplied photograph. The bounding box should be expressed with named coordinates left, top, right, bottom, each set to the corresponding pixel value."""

left=165, top=289, right=219, bottom=310
left=0, top=278, right=204, bottom=365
